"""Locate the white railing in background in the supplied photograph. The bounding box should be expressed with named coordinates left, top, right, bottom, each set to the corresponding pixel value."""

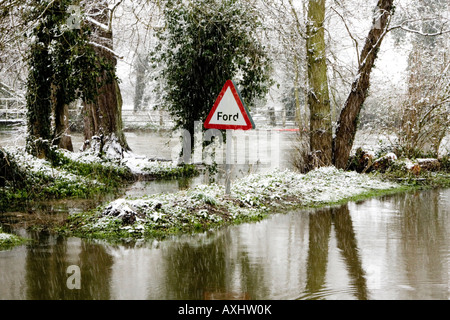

left=121, top=109, right=298, bottom=129
left=0, top=98, right=26, bottom=123
left=1, top=100, right=299, bottom=129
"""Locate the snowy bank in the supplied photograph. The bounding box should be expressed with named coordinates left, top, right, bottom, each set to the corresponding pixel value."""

left=1, top=146, right=106, bottom=200
left=0, top=146, right=197, bottom=210
left=65, top=167, right=401, bottom=241
left=0, top=230, right=26, bottom=249
left=59, top=149, right=197, bottom=180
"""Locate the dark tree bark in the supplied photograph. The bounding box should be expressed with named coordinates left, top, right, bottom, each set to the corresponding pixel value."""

left=82, top=3, right=130, bottom=156
left=333, top=0, right=395, bottom=169
left=26, top=38, right=53, bottom=160
left=83, top=73, right=130, bottom=153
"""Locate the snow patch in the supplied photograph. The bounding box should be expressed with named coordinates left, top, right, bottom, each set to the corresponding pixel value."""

left=0, top=233, right=14, bottom=241
left=85, top=166, right=400, bottom=239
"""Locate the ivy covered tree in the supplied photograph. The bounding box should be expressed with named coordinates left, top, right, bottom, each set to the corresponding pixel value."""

left=25, top=0, right=116, bottom=159
left=152, top=0, right=272, bottom=148
left=25, top=0, right=55, bottom=159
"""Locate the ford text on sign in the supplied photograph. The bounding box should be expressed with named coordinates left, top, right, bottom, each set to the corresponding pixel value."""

left=204, top=80, right=255, bottom=130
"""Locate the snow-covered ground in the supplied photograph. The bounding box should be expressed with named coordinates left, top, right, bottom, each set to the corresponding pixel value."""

left=71, top=167, right=400, bottom=240
left=2, top=145, right=192, bottom=185
left=3, top=146, right=105, bottom=189
left=60, top=147, right=182, bottom=177
left=0, top=232, right=14, bottom=241
left=0, top=230, right=23, bottom=248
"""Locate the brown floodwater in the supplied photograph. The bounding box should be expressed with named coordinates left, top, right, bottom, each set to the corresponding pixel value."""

left=1, top=129, right=449, bottom=300
left=0, top=188, right=449, bottom=300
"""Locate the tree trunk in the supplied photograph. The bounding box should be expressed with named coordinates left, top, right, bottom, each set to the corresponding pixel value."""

left=54, top=104, right=74, bottom=152
left=306, top=0, right=333, bottom=167
left=83, top=74, right=130, bottom=153
left=82, top=4, right=130, bottom=157
left=134, top=53, right=148, bottom=112
left=26, top=43, right=52, bottom=159
left=333, top=0, right=395, bottom=169
left=293, top=55, right=303, bottom=129
left=53, top=85, right=74, bottom=152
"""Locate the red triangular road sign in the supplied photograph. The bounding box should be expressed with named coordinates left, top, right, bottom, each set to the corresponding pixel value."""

left=204, top=80, right=255, bottom=130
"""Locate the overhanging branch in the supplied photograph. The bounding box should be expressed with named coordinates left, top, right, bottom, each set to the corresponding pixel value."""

left=388, top=20, right=450, bottom=36
left=88, top=41, right=123, bottom=59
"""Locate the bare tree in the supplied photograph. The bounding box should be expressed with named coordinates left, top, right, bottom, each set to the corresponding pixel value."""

left=394, top=0, right=450, bottom=157
left=0, top=0, right=29, bottom=92
left=333, top=0, right=395, bottom=169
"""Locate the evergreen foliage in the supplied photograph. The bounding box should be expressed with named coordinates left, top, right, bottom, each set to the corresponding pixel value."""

left=151, top=0, right=272, bottom=140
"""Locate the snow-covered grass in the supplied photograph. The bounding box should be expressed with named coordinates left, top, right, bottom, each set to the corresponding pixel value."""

left=0, top=146, right=198, bottom=210
left=4, top=146, right=93, bottom=184
left=65, top=167, right=402, bottom=241
left=121, top=152, right=198, bottom=178
left=0, top=228, right=27, bottom=250
left=1, top=146, right=106, bottom=200
left=233, top=167, right=398, bottom=206
left=59, top=148, right=197, bottom=179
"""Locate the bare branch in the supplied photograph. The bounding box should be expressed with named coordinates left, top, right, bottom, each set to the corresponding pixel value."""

left=330, top=6, right=360, bottom=66
left=108, top=0, right=124, bottom=33
left=389, top=19, right=450, bottom=36
left=35, top=0, right=58, bottom=21
left=85, top=16, right=109, bottom=33
left=88, top=41, right=124, bottom=59
left=287, top=0, right=306, bottom=39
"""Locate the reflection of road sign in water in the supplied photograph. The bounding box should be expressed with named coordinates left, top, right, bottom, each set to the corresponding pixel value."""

left=204, top=80, right=255, bottom=130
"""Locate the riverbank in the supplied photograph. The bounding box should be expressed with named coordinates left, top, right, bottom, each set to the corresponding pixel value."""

left=0, top=227, right=28, bottom=250
left=0, top=146, right=198, bottom=211
left=2, top=144, right=450, bottom=246
left=60, top=144, right=450, bottom=242
left=61, top=167, right=415, bottom=242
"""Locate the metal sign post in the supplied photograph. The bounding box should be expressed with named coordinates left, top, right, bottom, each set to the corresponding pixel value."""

left=225, top=129, right=232, bottom=195
left=204, top=80, right=255, bottom=196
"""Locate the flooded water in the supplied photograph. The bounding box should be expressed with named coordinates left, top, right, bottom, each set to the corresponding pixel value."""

left=1, top=188, right=449, bottom=300
left=1, top=128, right=450, bottom=300
left=0, top=127, right=296, bottom=166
